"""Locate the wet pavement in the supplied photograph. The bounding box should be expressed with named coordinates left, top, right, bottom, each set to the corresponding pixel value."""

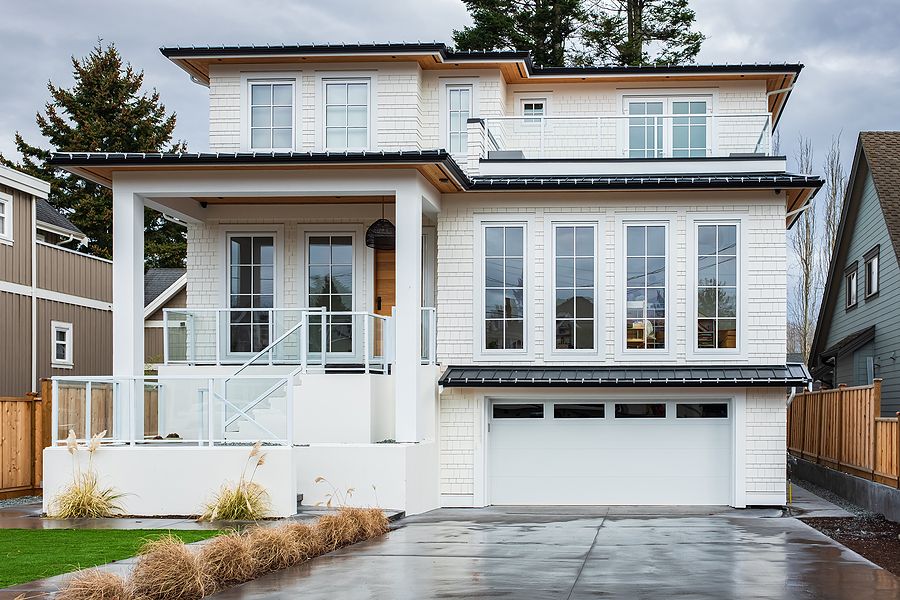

left=207, top=506, right=900, bottom=600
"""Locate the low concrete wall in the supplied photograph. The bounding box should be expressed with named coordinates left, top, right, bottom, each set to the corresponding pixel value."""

left=789, top=455, right=900, bottom=522
left=43, top=445, right=297, bottom=517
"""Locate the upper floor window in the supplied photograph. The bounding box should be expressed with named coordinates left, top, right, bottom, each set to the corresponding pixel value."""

left=553, top=224, right=595, bottom=351
left=697, top=224, right=737, bottom=350
left=845, top=262, right=858, bottom=309
left=250, top=82, right=294, bottom=150
left=864, top=246, right=880, bottom=299
left=626, top=224, right=666, bottom=350
left=325, top=80, right=369, bottom=150
left=51, top=321, right=73, bottom=368
left=447, top=85, right=472, bottom=155
left=521, top=98, right=546, bottom=124
left=0, top=192, right=11, bottom=241
left=626, top=97, right=710, bottom=158
left=484, top=224, right=524, bottom=351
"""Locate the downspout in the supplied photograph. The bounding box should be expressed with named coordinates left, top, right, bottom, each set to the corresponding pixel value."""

left=30, top=199, right=37, bottom=393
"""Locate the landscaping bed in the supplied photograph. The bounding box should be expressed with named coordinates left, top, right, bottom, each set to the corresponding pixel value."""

left=0, top=529, right=222, bottom=588
left=801, top=516, right=900, bottom=576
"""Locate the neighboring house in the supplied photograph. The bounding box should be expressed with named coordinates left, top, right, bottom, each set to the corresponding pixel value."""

left=0, top=164, right=112, bottom=397
left=43, top=42, right=822, bottom=516
left=144, top=267, right=186, bottom=366
left=810, top=132, right=900, bottom=415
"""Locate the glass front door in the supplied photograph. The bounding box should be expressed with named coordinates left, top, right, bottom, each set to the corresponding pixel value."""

left=228, top=234, right=275, bottom=354
left=307, top=235, right=354, bottom=354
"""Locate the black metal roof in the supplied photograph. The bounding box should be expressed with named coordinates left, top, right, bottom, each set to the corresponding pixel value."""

left=438, top=364, right=811, bottom=387
left=469, top=173, right=822, bottom=191
left=820, top=325, right=876, bottom=359
left=35, top=198, right=84, bottom=237
left=144, top=268, right=186, bottom=307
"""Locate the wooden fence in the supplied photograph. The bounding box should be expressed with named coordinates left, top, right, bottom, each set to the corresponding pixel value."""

left=0, top=389, right=49, bottom=499
left=788, top=379, right=900, bottom=488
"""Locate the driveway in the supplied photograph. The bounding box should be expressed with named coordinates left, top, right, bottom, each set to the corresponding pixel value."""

left=212, top=506, right=899, bottom=600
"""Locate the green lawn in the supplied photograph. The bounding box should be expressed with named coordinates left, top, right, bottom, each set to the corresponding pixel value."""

left=0, top=529, right=222, bottom=588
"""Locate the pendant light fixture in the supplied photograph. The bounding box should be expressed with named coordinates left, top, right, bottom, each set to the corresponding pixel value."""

left=365, top=197, right=396, bottom=250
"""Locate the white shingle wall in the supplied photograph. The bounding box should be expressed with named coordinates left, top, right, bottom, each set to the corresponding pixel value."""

left=439, top=387, right=477, bottom=495
left=208, top=70, right=241, bottom=152
left=745, top=387, right=787, bottom=496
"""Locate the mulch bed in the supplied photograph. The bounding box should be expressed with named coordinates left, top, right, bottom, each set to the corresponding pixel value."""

left=802, top=516, right=900, bottom=576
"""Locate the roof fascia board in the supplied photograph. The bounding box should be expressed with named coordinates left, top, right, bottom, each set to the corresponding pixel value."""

left=36, top=220, right=87, bottom=241
left=0, top=165, right=50, bottom=198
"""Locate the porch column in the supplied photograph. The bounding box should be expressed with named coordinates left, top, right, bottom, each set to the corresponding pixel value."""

left=112, top=184, right=144, bottom=377
left=393, top=182, right=423, bottom=442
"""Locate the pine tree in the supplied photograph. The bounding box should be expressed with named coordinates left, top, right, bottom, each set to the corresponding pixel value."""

left=0, top=41, right=187, bottom=267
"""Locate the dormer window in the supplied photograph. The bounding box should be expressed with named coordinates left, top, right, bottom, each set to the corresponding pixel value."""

left=325, top=80, right=370, bottom=151
left=249, top=82, right=294, bottom=150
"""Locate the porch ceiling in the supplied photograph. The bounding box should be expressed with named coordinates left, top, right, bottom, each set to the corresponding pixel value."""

left=194, top=195, right=393, bottom=205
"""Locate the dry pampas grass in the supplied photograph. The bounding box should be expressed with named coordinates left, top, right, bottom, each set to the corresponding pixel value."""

left=50, top=430, right=124, bottom=519
left=282, top=522, right=325, bottom=560
left=130, top=535, right=211, bottom=600
left=200, top=443, right=270, bottom=521
left=56, top=569, right=131, bottom=600
left=197, top=532, right=257, bottom=591
left=246, top=526, right=305, bottom=573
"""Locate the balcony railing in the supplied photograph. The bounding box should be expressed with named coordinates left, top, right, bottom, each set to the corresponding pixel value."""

left=482, top=113, right=773, bottom=160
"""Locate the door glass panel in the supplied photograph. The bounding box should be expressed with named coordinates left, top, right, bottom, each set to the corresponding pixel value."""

left=307, top=235, right=353, bottom=353
left=628, top=101, right=663, bottom=158
left=229, top=235, right=274, bottom=353
left=448, top=87, right=471, bottom=154
left=493, top=403, right=544, bottom=419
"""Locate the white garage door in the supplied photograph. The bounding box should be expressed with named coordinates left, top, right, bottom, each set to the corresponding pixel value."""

left=488, top=399, right=732, bottom=505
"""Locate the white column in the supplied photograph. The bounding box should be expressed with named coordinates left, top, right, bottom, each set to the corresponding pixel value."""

left=393, top=181, right=423, bottom=442
left=112, top=184, right=144, bottom=377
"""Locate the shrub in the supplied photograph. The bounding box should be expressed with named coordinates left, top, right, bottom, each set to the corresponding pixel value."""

left=197, top=532, right=256, bottom=591
left=57, top=569, right=132, bottom=600
left=200, top=442, right=270, bottom=521
left=49, top=430, right=124, bottom=519
left=130, top=535, right=211, bottom=600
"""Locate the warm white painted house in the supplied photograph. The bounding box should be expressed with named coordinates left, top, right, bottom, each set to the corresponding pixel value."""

left=43, top=43, right=821, bottom=517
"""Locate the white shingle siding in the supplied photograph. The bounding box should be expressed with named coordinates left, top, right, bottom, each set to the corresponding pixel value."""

left=439, top=387, right=477, bottom=495
left=745, top=388, right=787, bottom=496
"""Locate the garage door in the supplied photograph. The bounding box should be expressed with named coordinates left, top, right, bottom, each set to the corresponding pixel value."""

left=488, top=399, right=732, bottom=505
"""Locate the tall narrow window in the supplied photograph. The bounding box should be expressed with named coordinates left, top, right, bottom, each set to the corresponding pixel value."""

left=484, top=225, right=524, bottom=350
left=628, top=101, right=664, bottom=158
left=447, top=86, right=472, bottom=155
left=51, top=321, right=73, bottom=368
left=250, top=82, right=293, bottom=150
left=325, top=81, right=369, bottom=150
left=671, top=100, right=708, bottom=157
left=845, top=264, right=858, bottom=309
left=554, top=225, right=595, bottom=350
left=626, top=225, right=666, bottom=349
left=229, top=235, right=275, bottom=353
left=865, top=247, right=880, bottom=298
left=308, top=235, right=354, bottom=353
left=697, top=224, right=738, bottom=349
left=0, top=193, right=10, bottom=240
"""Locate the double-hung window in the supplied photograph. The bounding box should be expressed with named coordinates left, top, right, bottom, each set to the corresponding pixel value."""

left=845, top=263, right=859, bottom=309
left=51, top=321, right=73, bottom=368
left=553, top=224, right=595, bottom=351
left=625, top=224, right=667, bottom=350
left=325, top=80, right=370, bottom=150
left=484, top=225, right=524, bottom=351
left=250, top=82, right=294, bottom=150
left=228, top=234, right=275, bottom=353
left=697, top=224, right=738, bottom=350
left=0, top=192, right=11, bottom=241
left=865, top=247, right=880, bottom=299
left=626, top=97, right=710, bottom=158
left=447, top=85, right=472, bottom=155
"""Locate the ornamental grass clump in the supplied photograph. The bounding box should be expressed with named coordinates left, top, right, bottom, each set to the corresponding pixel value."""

left=200, top=442, right=270, bottom=521
left=129, top=534, right=211, bottom=600
left=282, top=522, right=325, bottom=560
left=50, top=430, right=125, bottom=519
left=56, top=569, right=132, bottom=600
left=246, top=526, right=304, bottom=574
left=197, top=532, right=257, bottom=591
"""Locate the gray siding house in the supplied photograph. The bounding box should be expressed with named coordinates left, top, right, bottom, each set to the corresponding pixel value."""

left=810, top=132, right=900, bottom=415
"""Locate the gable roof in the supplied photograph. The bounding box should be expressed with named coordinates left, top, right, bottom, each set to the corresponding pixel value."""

left=810, top=132, right=900, bottom=365
left=35, top=198, right=85, bottom=239
left=144, top=267, right=186, bottom=307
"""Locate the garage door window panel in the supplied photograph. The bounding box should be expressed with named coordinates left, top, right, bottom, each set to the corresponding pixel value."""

left=676, top=403, right=728, bottom=418
left=493, top=403, right=544, bottom=419
left=615, top=403, right=666, bottom=418
left=554, top=403, right=605, bottom=419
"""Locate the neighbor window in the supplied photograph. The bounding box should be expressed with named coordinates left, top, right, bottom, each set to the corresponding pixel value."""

left=554, top=224, right=595, bottom=351
left=447, top=85, right=472, bottom=154
left=325, top=80, right=369, bottom=150
left=0, top=192, right=10, bottom=240
left=697, top=224, right=738, bottom=350
left=865, top=247, right=880, bottom=298
left=308, top=235, right=354, bottom=353
left=626, top=224, right=666, bottom=350
left=51, top=321, right=73, bottom=368
left=845, top=263, right=858, bottom=309
left=484, top=225, right=525, bottom=351
left=228, top=234, right=275, bottom=353
left=249, top=82, right=293, bottom=150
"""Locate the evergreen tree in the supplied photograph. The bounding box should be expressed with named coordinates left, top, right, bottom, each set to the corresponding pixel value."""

left=0, top=41, right=187, bottom=267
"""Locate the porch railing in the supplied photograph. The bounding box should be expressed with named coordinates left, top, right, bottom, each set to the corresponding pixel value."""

left=483, top=112, right=773, bottom=160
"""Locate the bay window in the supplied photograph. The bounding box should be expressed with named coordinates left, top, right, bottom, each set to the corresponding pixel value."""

left=696, top=224, right=738, bottom=350
left=484, top=225, right=524, bottom=351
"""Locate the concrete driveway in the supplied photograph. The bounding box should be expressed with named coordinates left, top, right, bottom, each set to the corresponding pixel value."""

left=212, top=506, right=900, bottom=600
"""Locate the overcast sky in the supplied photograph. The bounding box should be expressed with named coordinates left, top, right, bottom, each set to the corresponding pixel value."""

left=1, top=0, right=898, bottom=175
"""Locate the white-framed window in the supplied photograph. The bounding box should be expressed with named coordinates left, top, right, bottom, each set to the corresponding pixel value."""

left=864, top=246, right=880, bottom=299
left=552, top=224, right=596, bottom=351
left=625, top=96, right=711, bottom=158
left=324, top=79, right=370, bottom=151
left=0, top=192, right=12, bottom=241
left=483, top=224, right=525, bottom=351
left=447, top=85, right=472, bottom=155
left=227, top=233, right=275, bottom=354
left=520, top=97, right=546, bottom=124
left=306, top=233, right=355, bottom=354
left=51, top=321, right=73, bottom=368
left=845, top=263, right=858, bottom=309
left=696, top=223, right=738, bottom=350
left=249, top=81, right=294, bottom=150
left=625, top=224, right=667, bottom=350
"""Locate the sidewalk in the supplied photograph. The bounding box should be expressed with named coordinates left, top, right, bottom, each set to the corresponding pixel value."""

left=788, top=482, right=854, bottom=518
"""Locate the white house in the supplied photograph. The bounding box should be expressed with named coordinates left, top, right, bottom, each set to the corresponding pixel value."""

left=43, top=42, right=821, bottom=517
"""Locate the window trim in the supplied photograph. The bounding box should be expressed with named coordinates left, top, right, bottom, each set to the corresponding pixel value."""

left=439, top=78, right=479, bottom=157
left=321, top=77, right=373, bottom=152
left=51, top=321, right=73, bottom=368
left=845, top=262, right=859, bottom=309
left=239, top=71, right=301, bottom=152
left=548, top=220, right=600, bottom=357
left=864, top=246, right=880, bottom=300
left=0, top=191, right=12, bottom=243
left=620, top=93, right=715, bottom=158
left=519, top=96, right=548, bottom=125
left=474, top=214, right=533, bottom=361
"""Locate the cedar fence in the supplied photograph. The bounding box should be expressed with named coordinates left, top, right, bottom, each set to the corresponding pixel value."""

left=0, top=387, right=50, bottom=499
left=787, top=379, right=900, bottom=488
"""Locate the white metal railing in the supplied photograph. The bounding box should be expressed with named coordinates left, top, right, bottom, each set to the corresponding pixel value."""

left=51, top=374, right=294, bottom=447
left=483, top=113, right=773, bottom=160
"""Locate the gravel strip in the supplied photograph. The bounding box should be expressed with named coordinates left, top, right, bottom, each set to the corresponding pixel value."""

left=791, top=479, right=878, bottom=518
left=0, top=495, right=42, bottom=508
